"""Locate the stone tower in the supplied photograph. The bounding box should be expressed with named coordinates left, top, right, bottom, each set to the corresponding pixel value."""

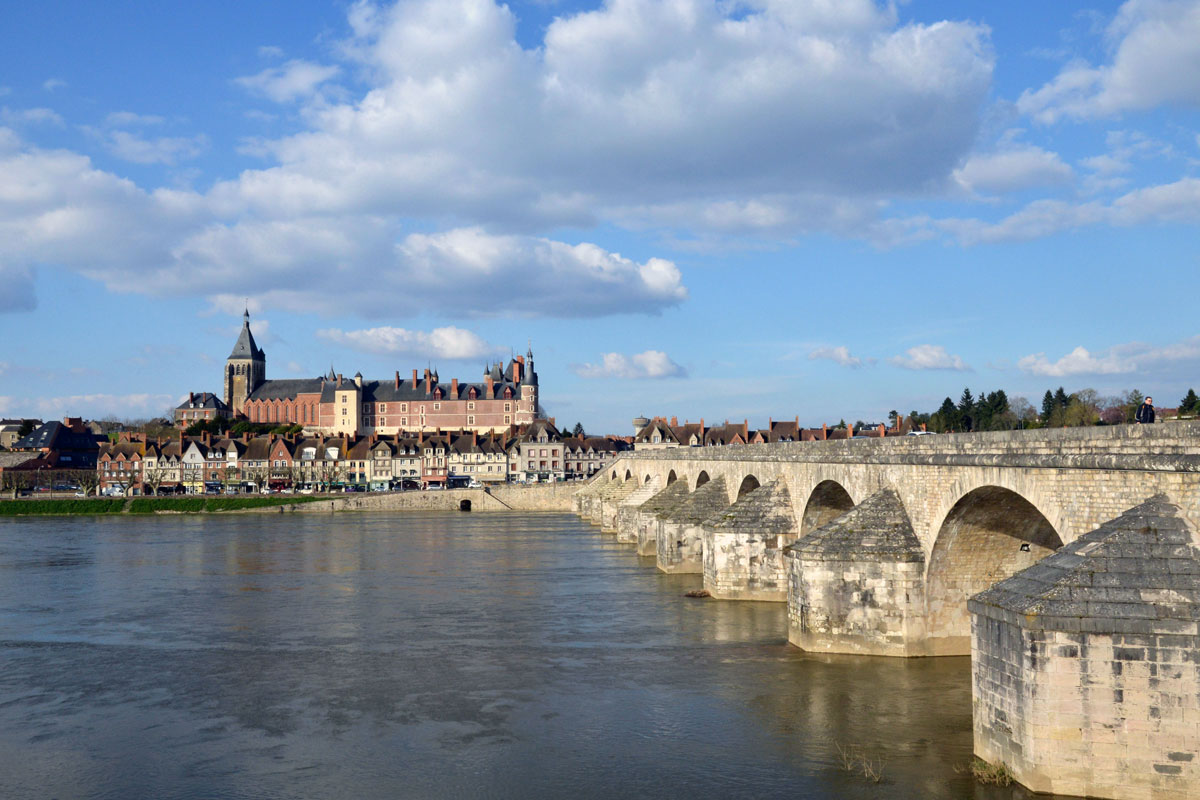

left=224, top=309, right=266, bottom=415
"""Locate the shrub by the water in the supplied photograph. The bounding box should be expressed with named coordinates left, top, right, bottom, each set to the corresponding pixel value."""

left=0, top=499, right=126, bottom=516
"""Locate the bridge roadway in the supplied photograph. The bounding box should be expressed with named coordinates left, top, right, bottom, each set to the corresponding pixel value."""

left=575, top=422, right=1200, bottom=656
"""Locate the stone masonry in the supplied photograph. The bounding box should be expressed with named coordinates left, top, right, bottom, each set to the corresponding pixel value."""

left=629, top=480, right=690, bottom=555
left=702, top=479, right=798, bottom=601
left=785, top=488, right=928, bottom=656
left=969, top=497, right=1200, bottom=800
left=614, top=477, right=662, bottom=543
left=655, top=477, right=728, bottom=574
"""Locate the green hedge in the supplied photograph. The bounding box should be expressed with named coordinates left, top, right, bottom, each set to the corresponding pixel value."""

left=1, top=495, right=323, bottom=516
left=0, top=499, right=127, bottom=516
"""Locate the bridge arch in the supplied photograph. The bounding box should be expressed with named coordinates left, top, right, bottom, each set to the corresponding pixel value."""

left=644, top=474, right=653, bottom=484
left=693, top=471, right=710, bottom=491
left=925, top=485, right=1063, bottom=653
left=736, top=474, right=760, bottom=500
left=801, top=480, right=855, bottom=534
left=624, top=469, right=633, bottom=482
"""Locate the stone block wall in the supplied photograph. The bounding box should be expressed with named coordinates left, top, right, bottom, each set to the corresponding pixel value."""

left=972, top=618, right=1199, bottom=799
left=656, top=519, right=704, bottom=573
left=788, top=556, right=927, bottom=656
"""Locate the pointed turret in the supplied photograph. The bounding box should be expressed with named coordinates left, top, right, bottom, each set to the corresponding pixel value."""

left=224, top=308, right=267, bottom=415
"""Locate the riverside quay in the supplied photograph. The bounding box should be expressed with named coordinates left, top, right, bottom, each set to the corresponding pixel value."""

left=575, top=422, right=1200, bottom=800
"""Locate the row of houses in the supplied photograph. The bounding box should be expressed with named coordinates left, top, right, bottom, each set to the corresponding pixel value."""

left=96, top=420, right=630, bottom=496
left=631, top=416, right=905, bottom=449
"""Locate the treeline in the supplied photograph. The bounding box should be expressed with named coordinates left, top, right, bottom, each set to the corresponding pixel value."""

left=182, top=418, right=304, bottom=437
left=902, top=386, right=1199, bottom=433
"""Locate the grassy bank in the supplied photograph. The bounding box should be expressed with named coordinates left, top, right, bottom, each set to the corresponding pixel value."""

left=0, top=496, right=324, bottom=516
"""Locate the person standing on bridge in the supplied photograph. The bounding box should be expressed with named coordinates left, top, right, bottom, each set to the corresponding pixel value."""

left=1135, top=396, right=1156, bottom=424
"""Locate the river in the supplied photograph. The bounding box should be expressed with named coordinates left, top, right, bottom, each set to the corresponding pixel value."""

left=0, top=511, right=1045, bottom=799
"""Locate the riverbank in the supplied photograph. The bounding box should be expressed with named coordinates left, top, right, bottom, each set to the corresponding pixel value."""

left=0, top=483, right=579, bottom=516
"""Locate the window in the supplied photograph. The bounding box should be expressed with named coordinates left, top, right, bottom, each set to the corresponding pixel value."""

left=342, top=395, right=347, bottom=403
left=467, top=416, right=475, bottom=425
left=467, top=402, right=475, bottom=410
left=433, top=403, right=440, bottom=410
left=402, top=417, right=407, bottom=426
left=363, top=403, right=370, bottom=412
left=401, top=403, right=407, bottom=412
left=504, top=415, right=511, bottom=424
left=504, top=403, right=511, bottom=412
left=380, top=404, right=386, bottom=413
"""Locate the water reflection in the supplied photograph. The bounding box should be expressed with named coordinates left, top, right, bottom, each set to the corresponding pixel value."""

left=1, top=512, right=1057, bottom=799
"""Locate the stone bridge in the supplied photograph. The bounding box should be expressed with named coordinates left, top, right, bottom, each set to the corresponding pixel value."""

left=575, top=422, right=1200, bottom=657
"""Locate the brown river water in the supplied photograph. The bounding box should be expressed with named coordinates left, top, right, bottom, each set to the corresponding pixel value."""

left=0, top=511, right=1055, bottom=799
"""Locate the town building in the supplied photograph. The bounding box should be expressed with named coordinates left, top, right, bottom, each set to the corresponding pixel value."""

left=175, top=392, right=230, bottom=425
left=214, top=310, right=543, bottom=436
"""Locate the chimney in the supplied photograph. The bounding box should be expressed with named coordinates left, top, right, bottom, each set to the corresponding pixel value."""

left=878, top=423, right=886, bottom=437
left=485, top=375, right=494, bottom=396
left=472, top=430, right=478, bottom=445
left=337, top=373, right=343, bottom=386
left=394, top=371, right=400, bottom=389
left=189, top=391, right=194, bottom=404
left=412, top=368, right=418, bottom=386
left=670, top=416, right=678, bottom=427
left=203, top=431, right=210, bottom=445
left=243, top=432, right=249, bottom=443
left=451, top=378, right=458, bottom=397
left=821, top=423, right=828, bottom=440
left=743, top=419, right=748, bottom=437
left=921, top=422, right=927, bottom=432
left=424, top=368, right=431, bottom=394
left=700, top=417, right=705, bottom=434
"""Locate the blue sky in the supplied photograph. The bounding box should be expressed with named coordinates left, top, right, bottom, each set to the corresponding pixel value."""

left=1, top=0, right=1198, bottom=433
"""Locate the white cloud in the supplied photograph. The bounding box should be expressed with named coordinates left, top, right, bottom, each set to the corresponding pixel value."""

left=572, top=350, right=687, bottom=379
left=888, top=344, right=970, bottom=371
left=935, top=176, right=1200, bottom=244
left=953, top=145, right=1073, bottom=194
left=1018, top=0, right=1200, bottom=123
left=0, top=392, right=178, bottom=420
left=102, top=130, right=208, bottom=165
left=42, top=78, right=66, bottom=92
left=316, top=325, right=502, bottom=360
left=258, top=45, right=285, bottom=59
left=808, top=346, right=864, bottom=368
left=1018, top=336, right=1200, bottom=376
left=235, top=59, right=340, bottom=103
left=0, top=107, right=63, bottom=126
left=105, top=111, right=165, bottom=127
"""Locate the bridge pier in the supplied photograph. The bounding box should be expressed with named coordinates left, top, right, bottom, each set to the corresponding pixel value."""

left=702, top=479, right=798, bottom=601
left=786, top=489, right=929, bottom=656
left=969, top=497, right=1200, bottom=800
left=631, top=481, right=689, bottom=555
left=597, top=481, right=640, bottom=532
left=655, top=477, right=728, bottom=574
left=614, top=478, right=662, bottom=543
left=573, top=475, right=610, bottom=519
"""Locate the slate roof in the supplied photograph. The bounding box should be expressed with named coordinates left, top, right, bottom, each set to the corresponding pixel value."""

left=229, top=310, right=264, bottom=360
left=968, top=495, right=1200, bottom=634
left=247, top=379, right=326, bottom=401
left=176, top=392, right=228, bottom=411
left=14, top=420, right=103, bottom=453
left=657, top=477, right=729, bottom=524
left=785, top=489, right=922, bottom=563
left=703, top=479, right=796, bottom=533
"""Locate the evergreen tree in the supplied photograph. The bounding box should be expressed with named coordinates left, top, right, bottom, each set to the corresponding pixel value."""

left=958, top=388, right=975, bottom=431
left=572, top=422, right=585, bottom=437
left=934, top=397, right=958, bottom=432
left=1181, top=388, right=1199, bottom=415
left=1054, top=386, right=1070, bottom=409
left=1041, top=390, right=1055, bottom=423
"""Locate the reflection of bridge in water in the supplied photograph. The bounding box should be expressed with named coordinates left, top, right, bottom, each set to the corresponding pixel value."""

left=574, top=423, right=1200, bottom=799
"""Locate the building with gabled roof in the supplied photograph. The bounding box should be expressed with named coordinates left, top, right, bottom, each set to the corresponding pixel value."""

left=220, top=310, right=542, bottom=436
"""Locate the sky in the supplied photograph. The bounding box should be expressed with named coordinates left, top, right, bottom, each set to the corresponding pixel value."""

left=1, top=0, right=1198, bottom=433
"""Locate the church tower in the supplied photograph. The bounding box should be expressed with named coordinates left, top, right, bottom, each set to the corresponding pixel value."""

left=224, top=309, right=266, bottom=415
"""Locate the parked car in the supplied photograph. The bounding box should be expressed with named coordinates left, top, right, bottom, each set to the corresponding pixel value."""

left=906, top=430, right=936, bottom=436
left=467, top=479, right=482, bottom=489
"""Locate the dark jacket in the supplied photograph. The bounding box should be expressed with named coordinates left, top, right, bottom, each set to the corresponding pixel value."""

left=1135, top=402, right=1155, bottom=424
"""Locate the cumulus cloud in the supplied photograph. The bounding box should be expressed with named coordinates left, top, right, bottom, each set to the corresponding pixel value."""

left=572, top=350, right=687, bottom=379
left=1018, top=336, right=1200, bottom=376
left=105, top=111, right=165, bottom=127
left=808, top=346, right=864, bottom=368
left=888, top=344, right=970, bottom=371
left=953, top=145, right=1073, bottom=194
left=317, top=325, right=502, bottom=360
left=102, top=130, right=208, bottom=165
left=235, top=59, right=340, bottom=103
left=1018, top=0, right=1200, bottom=123
left=42, top=78, right=66, bottom=92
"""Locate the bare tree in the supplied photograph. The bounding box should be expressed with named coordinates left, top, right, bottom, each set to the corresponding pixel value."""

left=1, top=470, right=31, bottom=499
left=142, top=464, right=166, bottom=497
